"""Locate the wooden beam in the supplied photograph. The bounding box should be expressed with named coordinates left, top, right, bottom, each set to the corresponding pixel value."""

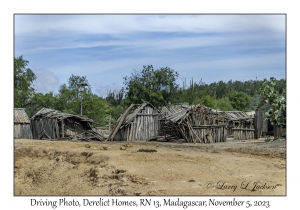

left=136, top=113, right=161, bottom=116
left=107, top=104, right=135, bottom=141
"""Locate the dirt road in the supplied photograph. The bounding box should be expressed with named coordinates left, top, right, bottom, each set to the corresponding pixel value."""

left=14, top=138, right=286, bottom=196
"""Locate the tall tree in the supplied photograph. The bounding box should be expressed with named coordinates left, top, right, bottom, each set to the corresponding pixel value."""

left=215, top=97, right=234, bottom=111
left=14, top=56, right=37, bottom=108
left=56, top=74, right=112, bottom=126
left=228, top=91, right=250, bottom=111
left=106, top=88, right=125, bottom=107
left=124, top=65, right=179, bottom=107
left=57, top=74, right=92, bottom=113
left=27, top=92, right=59, bottom=117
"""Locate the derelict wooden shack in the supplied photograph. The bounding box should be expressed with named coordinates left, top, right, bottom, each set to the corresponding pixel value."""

left=161, top=104, right=256, bottom=143
left=108, top=101, right=162, bottom=141
left=31, top=108, right=103, bottom=141
left=161, top=104, right=227, bottom=143
left=14, top=108, right=32, bottom=139
left=220, top=111, right=255, bottom=140
left=254, top=105, right=285, bottom=138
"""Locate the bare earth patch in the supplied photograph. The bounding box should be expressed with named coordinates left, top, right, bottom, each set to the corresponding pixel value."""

left=14, top=138, right=286, bottom=196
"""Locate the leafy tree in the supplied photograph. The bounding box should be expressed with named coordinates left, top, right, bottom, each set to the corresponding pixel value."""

left=176, top=78, right=203, bottom=105
left=247, top=94, right=261, bottom=111
left=106, top=88, right=125, bottom=107
left=258, top=77, right=286, bottom=128
left=55, top=75, right=113, bottom=126
left=215, top=97, right=234, bottom=111
left=14, top=56, right=37, bottom=108
left=193, top=95, right=217, bottom=109
left=215, top=81, right=229, bottom=98
left=57, top=75, right=91, bottom=114
left=27, top=92, right=59, bottom=116
left=228, top=91, right=250, bottom=111
left=81, top=93, right=113, bottom=126
left=124, top=65, right=179, bottom=107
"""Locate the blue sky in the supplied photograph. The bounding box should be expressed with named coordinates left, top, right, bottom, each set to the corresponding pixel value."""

left=14, top=14, right=286, bottom=97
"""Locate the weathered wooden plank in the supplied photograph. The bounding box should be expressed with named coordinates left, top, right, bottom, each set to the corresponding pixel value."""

left=108, top=104, right=135, bottom=140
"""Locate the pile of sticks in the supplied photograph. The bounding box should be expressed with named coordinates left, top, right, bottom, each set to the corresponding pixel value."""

left=76, top=130, right=104, bottom=141
left=161, top=104, right=227, bottom=143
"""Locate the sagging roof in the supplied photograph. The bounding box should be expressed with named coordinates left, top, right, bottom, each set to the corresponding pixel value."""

left=162, top=103, right=252, bottom=122
left=161, top=103, right=191, bottom=116
left=220, top=111, right=253, bottom=121
left=31, top=108, right=93, bottom=123
left=14, top=108, right=30, bottom=124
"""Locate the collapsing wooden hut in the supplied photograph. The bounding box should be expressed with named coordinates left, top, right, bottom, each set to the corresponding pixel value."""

left=108, top=101, right=162, bottom=141
left=254, top=105, right=285, bottom=138
left=31, top=108, right=103, bottom=141
left=219, top=111, right=255, bottom=140
left=14, top=108, right=32, bottom=139
left=161, top=104, right=227, bottom=143
left=161, top=103, right=256, bottom=142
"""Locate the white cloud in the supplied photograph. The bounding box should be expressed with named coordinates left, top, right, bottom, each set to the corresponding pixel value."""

left=16, top=28, right=284, bottom=56
left=95, top=84, right=123, bottom=98
left=15, top=14, right=285, bottom=95
left=32, top=68, right=60, bottom=94
left=15, top=14, right=285, bottom=37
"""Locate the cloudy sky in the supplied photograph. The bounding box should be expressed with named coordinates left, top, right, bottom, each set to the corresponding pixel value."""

left=14, top=14, right=286, bottom=97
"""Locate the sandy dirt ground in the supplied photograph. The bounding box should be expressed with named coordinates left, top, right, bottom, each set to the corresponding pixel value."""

left=14, top=138, right=286, bottom=196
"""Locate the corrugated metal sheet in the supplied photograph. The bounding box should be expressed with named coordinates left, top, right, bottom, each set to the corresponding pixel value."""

left=14, top=108, right=30, bottom=124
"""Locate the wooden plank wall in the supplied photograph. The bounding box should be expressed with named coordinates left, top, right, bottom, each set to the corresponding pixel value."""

left=229, top=121, right=255, bottom=140
left=113, top=105, right=161, bottom=141
left=31, top=119, right=59, bottom=139
left=14, top=124, right=33, bottom=139
left=255, top=109, right=269, bottom=138
left=162, top=105, right=256, bottom=142
left=187, top=106, right=227, bottom=143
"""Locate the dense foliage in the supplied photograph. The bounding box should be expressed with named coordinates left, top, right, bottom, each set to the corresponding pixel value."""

left=258, top=77, right=286, bottom=128
left=14, top=57, right=286, bottom=127
left=123, top=65, right=179, bottom=107
left=14, top=56, right=37, bottom=108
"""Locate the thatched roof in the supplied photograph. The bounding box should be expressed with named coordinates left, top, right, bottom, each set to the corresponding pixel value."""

left=31, top=108, right=93, bottom=123
left=14, top=108, right=30, bottom=124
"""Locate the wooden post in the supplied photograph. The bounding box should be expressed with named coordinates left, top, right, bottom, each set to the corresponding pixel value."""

left=108, top=104, right=135, bottom=141
left=62, top=118, right=64, bottom=138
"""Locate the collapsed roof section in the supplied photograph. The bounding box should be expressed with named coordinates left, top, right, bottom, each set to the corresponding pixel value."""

left=160, top=104, right=255, bottom=142
left=31, top=108, right=94, bottom=122
left=31, top=108, right=103, bottom=141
